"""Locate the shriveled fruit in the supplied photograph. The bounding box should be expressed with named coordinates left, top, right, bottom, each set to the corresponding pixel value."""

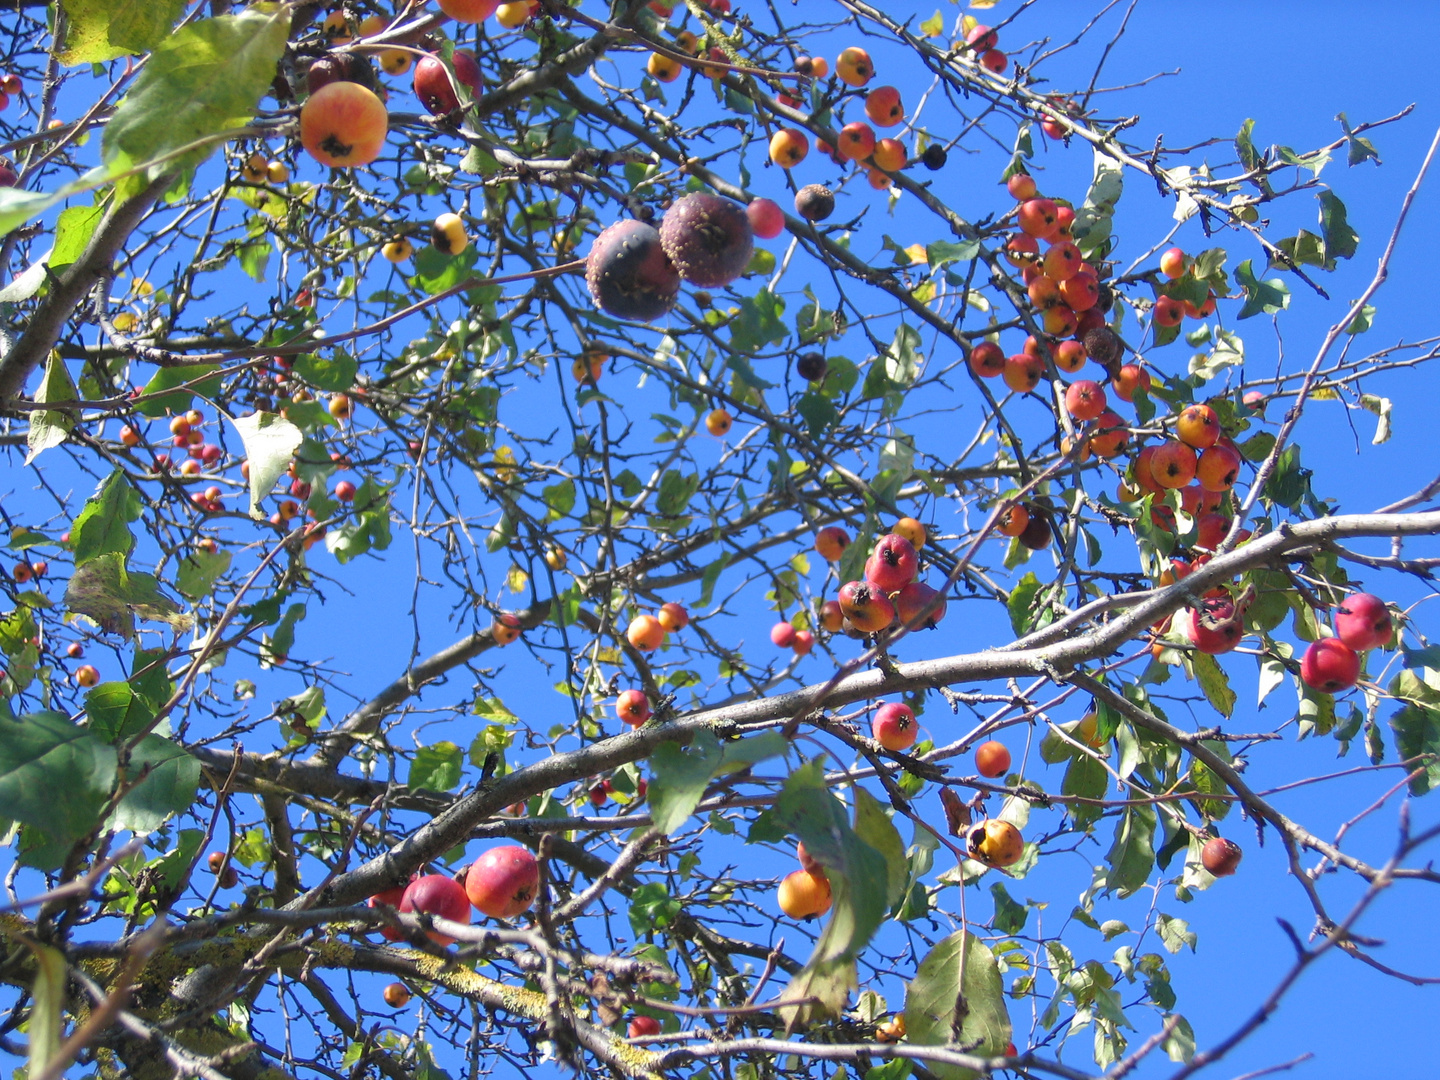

left=585, top=220, right=681, bottom=322
left=659, top=193, right=754, bottom=288
left=777, top=868, right=832, bottom=918
left=464, top=846, right=540, bottom=918
left=794, top=184, right=835, bottom=222
left=967, top=818, right=1023, bottom=867
left=795, top=352, right=827, bottom=382
left=301, top=81, right=388, bottom=167
left=1018, top=510, right=1052, bottom=551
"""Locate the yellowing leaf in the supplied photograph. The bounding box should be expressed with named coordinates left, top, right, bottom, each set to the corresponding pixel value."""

left=506, top=564, right=530, bottom=594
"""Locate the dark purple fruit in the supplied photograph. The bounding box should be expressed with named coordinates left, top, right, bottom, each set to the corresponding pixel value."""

left=795, top=184, right=835, bottom=222
left=0, top=161, right=16, bottom=188
left=1082, top=326, right=1122, bottom=377
left=306, top=53, right=378, bottom=95
left=921, top=144, right=947, bottom=170
left=658, top=193, right=754, bottom=288
left=585, top=220, right=682, bottom=322
left=1018, top=508, right=1052, bottom=550
left=795, top=352, right=827, bottom=382
left=1094, top=281, right=1114, bottom=314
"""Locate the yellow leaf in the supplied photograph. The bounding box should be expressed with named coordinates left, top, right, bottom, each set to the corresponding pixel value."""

left=904, top=243, right=928, bottom=265
left=506, top=564, right=529, bottom=593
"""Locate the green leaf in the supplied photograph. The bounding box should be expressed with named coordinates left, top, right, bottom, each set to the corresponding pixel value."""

left=60, top=0, right=187, bottom=64
left=904, top=931, right=1011, bottom=1079
left=1318, top=191, right=1359, bottom=264
left=412, top=243, right=480, bottom=295
left=294, top=352, right=358, bottom=394
left=1007, top=571, right=1043, bottom=636
left=65, top=553, right=192, bottom=639
left=1104, top=805, right=1155, bottom=898
left=261, top=603, right=305, bottom=665
left=25, top=353, right=79, bottom=464
left=1187, top=741, right=1232, bottom=821
left=130, top=648, right=175, bottom=712
left=71, top=469, right=142, bottom=568
left=925, top=239, right=981, bottom=269
left=1191, top=652, right=1236, bottom=718
left=990, top=882, right=1029, bottom=935
left=103, top=6, right=292, bottom=201
left=650, top=731, right=785, bottom=835
left=85, top=682, right=156, bottom=743
left=1072, top=147, right=1124, bottom=254
left=230, top=410, right=304, bottom=519
left=853, top=787, right=909, bottom=910
left=796, top=392, right=838, bottom=438
left=1062, top=753, right=1107, bottom=829
left=1156, top=912, right=1197, bottom=954
left=409, top=741, right=464, bottom=794
left=656, top=470, right=701, bottom=519
left=542, top=478, right=575, bottom=521
left=176, top=548, right=232, bottom=601
left=137, top=365, right=224, bottom=423
left=1235, top=259, right=1290, bottom=319
left=20, top=939, right=67, bottom=1080
left=1234, top=119, right=1260, bottom=171
left=51, top=204, right=106, bottom=274
left=1389, top=703, right=1440, bottom=795
left=109, top=735, right=200, bottom=833
left=628, top=882, right=682, bottom=937
left=1337, top=112, right=1380, bottom=167
left=0, top=711, right=116, bottom=844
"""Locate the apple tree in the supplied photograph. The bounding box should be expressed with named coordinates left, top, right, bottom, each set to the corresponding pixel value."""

left=0, top=2, right=1438, bottom=1079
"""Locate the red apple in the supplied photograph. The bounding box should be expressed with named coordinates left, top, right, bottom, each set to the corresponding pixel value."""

left=464, top=845, right=540, bottom=918
left=1334, top=593, right=1392, bottom=651
left=400, top=874, right=472, bottom=944
left=1300, top=637, right=1361, bottom=694
left=873, top=702, right=917, bottom=751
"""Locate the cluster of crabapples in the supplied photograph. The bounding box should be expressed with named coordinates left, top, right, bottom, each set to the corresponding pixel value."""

left=114, top=401, right=359, bottom=537
left=765, top=22, right=1010, bottom=199
left=814, top=517, right=949, bottom=639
